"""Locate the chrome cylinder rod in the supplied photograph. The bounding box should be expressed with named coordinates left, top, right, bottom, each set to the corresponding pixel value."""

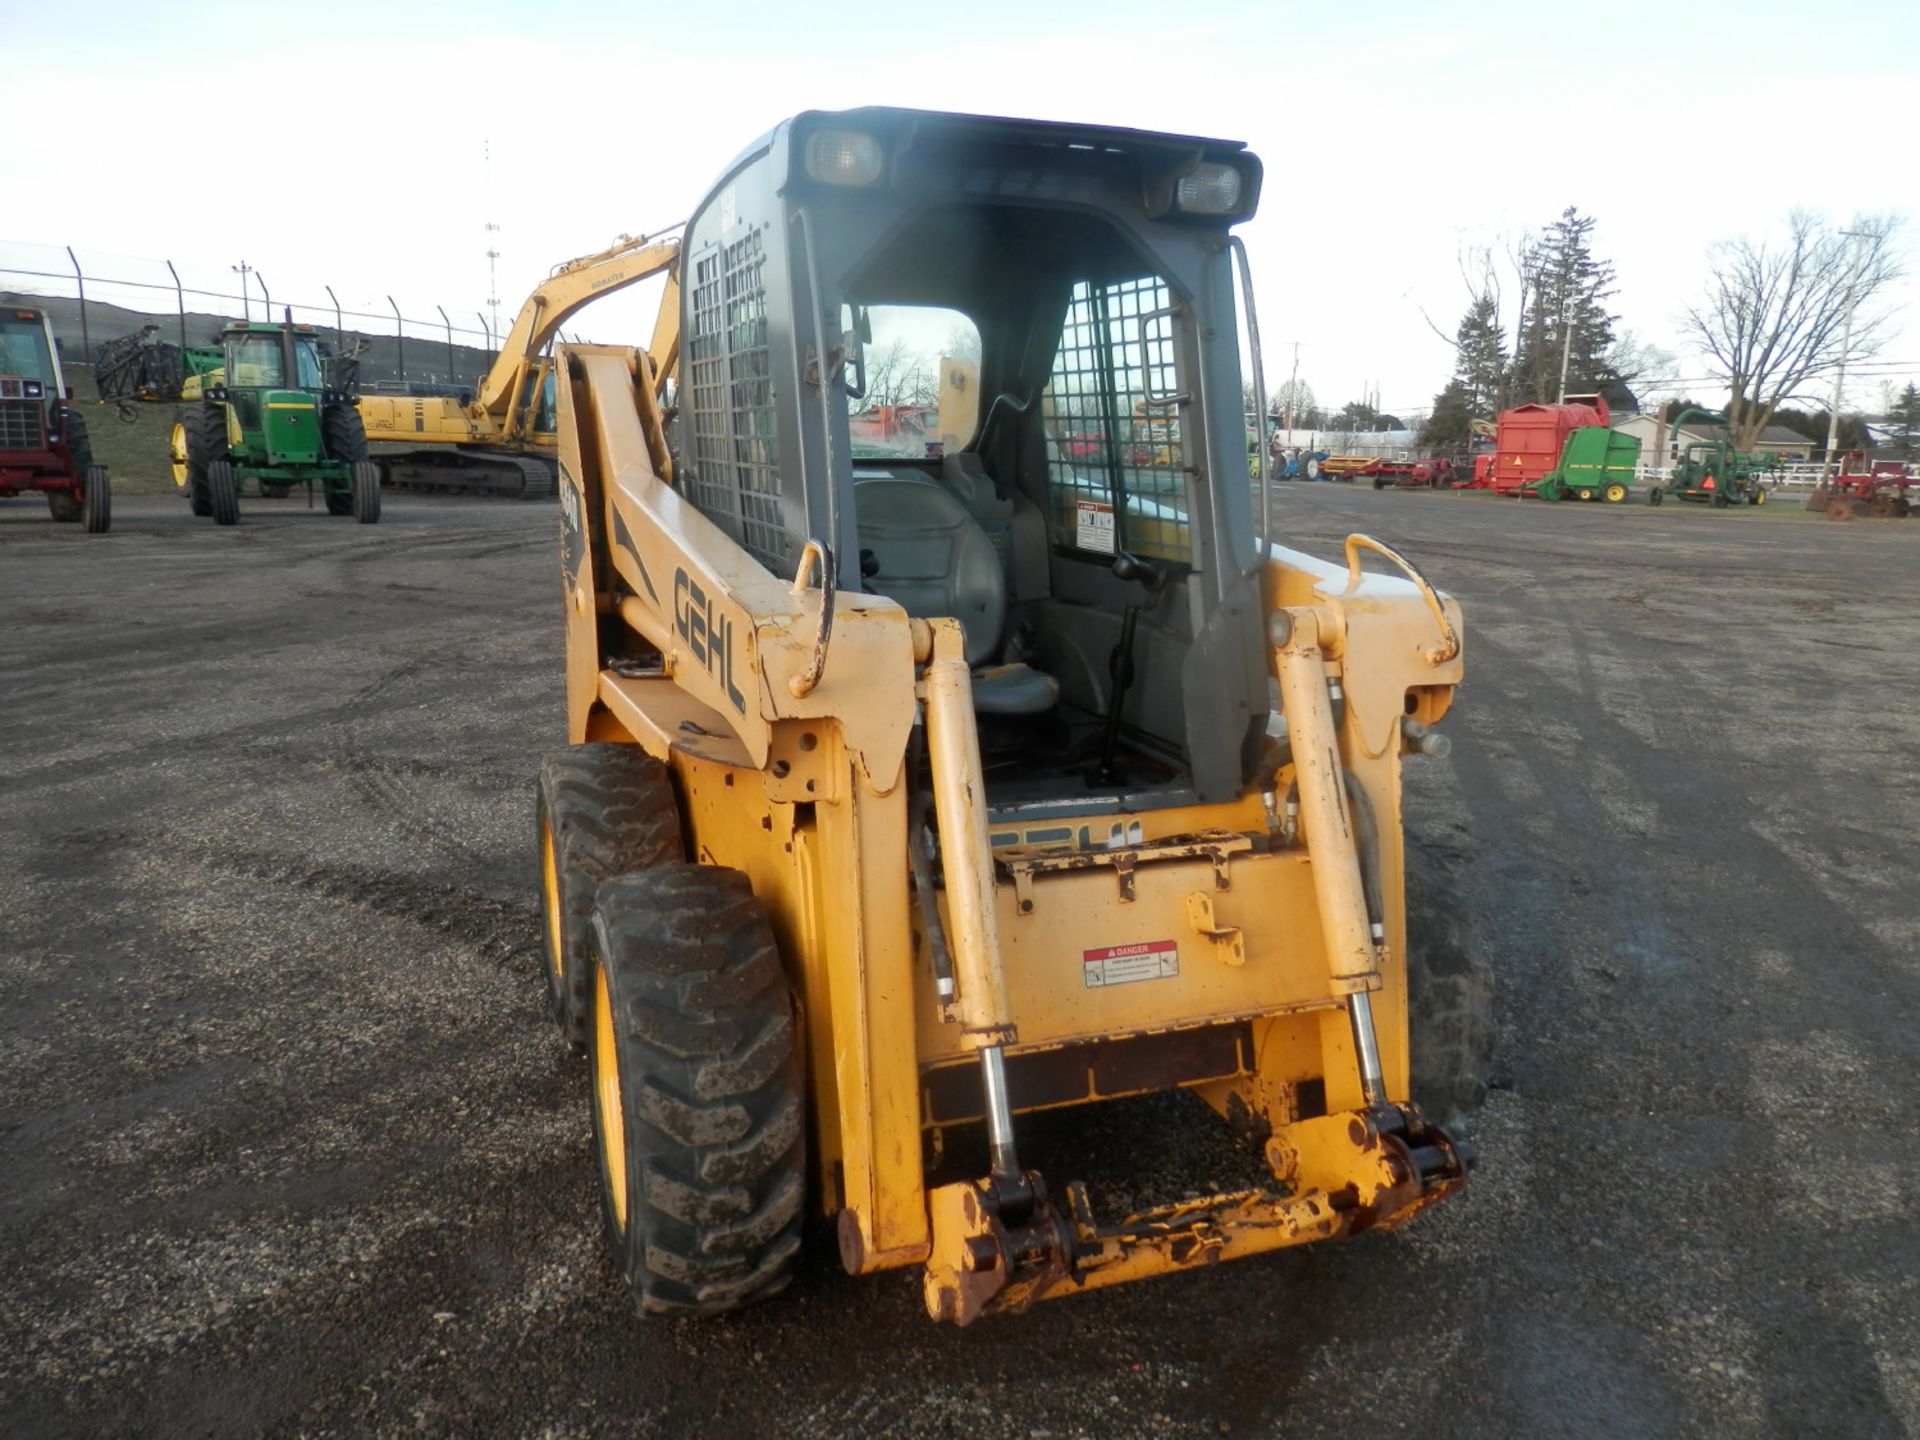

left=1348, top=991, right=1387, bottom=1108
left=979, top=1045, right=1020, bottom=1178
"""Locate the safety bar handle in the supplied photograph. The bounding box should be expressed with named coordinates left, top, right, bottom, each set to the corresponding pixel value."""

left=788, top=539, right=837, bottom=698
left=1341, top=533, right=1460, bottom=666
left=1137, top=306, right=1189, bottom=408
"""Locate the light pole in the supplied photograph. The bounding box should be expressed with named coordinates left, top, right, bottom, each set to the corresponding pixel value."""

left=231, top=261, right=253, bottom=322
left=1822, top=228, right=1870, bottom=481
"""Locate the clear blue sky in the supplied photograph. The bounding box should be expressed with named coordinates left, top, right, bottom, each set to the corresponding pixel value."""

left=7, top=0, right=1916, bottom=416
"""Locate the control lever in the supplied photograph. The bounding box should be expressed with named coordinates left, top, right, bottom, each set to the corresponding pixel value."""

left=1089, top=553, right=1170, bottom=788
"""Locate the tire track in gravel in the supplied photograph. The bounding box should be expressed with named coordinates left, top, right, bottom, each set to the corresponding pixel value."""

left=1457, top=602, right=1913, bottom=1436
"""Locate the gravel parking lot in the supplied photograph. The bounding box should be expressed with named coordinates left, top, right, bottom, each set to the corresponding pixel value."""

left=2, top=487, right=1915, bottom=1438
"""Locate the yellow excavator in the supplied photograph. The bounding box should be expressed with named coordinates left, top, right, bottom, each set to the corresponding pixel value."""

left=355, top=231, right=681, bottom=498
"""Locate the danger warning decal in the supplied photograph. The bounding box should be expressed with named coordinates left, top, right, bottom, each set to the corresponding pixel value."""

left=1083, top=939, right=1179, bottom=988
left=1075, top=499, right=1116, bottom=554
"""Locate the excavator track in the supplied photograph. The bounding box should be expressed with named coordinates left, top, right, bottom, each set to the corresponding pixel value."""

left=376, top=449, right=558, bottom=501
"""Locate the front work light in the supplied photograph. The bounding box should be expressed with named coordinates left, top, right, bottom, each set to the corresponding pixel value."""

left=805, top=130, right=885, bottom=187
left=1175, top=163, right=1243, bottom=215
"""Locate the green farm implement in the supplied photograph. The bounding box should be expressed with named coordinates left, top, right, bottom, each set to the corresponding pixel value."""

left=1648, top=410, right=1776, bottom=509
left=1533, top=425, right=1642, bottom=505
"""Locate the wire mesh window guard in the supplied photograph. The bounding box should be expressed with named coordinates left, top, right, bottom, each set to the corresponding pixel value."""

left=686, top=229, right=787, bottom=570
left=1041, top=276, right=1192, bottom=564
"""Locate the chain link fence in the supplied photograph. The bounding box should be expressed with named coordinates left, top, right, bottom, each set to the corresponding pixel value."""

left=0, top=238, right=503, bottom=393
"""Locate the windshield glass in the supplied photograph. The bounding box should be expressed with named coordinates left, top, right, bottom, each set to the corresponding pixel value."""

left=845, top=304, right=980, bottom=460
left=0, top=318, right=55, bottom=382
left=226, top=334, right=282, bottom=387
left=225, top=332, right=324, bottom=388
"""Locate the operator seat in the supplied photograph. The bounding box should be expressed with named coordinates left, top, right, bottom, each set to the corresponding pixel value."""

left=852, top=471, right=1058, bottom=716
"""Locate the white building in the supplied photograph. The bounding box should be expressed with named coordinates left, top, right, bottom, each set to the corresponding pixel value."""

left=1612, top=413, right=1814, bottom=465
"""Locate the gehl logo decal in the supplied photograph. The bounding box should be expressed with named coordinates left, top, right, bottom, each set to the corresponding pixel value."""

left=674, top=568, right=748, bottom=715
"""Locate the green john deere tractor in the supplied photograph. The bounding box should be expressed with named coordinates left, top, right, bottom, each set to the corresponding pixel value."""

left=169, top=312, right=379, bottom=525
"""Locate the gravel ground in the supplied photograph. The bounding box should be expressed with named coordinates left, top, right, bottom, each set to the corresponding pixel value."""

left=2, top=488, right=1915, bottom=1438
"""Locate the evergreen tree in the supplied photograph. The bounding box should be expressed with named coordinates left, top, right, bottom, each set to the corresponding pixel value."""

left=1422, top=294, right=1508, bottom=450
left=1513, top=207, right=1619, bottom=404
left=1889, top=383, right=1920, bottom=459
left=1422, top=380, right=1474, bottom=450
left=1455, top=294, right=1508, bottom=417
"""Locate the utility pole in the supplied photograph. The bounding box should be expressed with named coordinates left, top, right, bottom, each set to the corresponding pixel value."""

left=1822, top=228, right=1870, bottom=481
left=1556, top=294, right=1573, bottom=402
left=231, top=261, right=253, bottom=322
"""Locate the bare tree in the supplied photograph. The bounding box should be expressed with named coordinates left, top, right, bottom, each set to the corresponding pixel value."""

left=1604, top=329, right=1677, bottom=408
left=1684, top=212, right=1904, bottom=450
left=863, top=336, right=937, bottom=408
left=1271, top=377, right=1316, bottom=430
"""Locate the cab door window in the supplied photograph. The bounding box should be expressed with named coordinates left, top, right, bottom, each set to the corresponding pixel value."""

left=1041, top=276, right=1192, bottom=564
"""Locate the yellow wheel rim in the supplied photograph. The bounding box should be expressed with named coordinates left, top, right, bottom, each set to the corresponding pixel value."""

left=1754, top=489, right=1768, bottom=505
left=539, top=820, right=563, bottom=985
left=1605, top=483, right=1626, bottom=503
left=594, top=963, right=629, bottom=1232
left=169, top=422, right=189, bottom=490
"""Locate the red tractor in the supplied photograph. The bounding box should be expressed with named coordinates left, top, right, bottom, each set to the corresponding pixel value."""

left=0, top=306, right=109, bottom=532
left=1808, top=451, right=1913, bottom=520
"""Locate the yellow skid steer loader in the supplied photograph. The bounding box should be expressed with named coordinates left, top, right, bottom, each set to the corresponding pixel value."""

left=537, top=107, right=1487, bottom=1324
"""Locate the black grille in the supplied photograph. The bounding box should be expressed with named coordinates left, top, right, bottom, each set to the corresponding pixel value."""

left=686, top=229, right=786, bottom=571
left=0, top=399, right=47, bottom=452
left=1042, top=276, right=1192, bottom=564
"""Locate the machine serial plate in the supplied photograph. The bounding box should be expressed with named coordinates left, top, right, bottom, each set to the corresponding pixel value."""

left=1083, top=940, right=1179, bottom=988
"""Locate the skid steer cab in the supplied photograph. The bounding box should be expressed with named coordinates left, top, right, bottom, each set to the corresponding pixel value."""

left=536, top=107, right=1480, bottom=1324
left=169, top=312, right=380, bottom=525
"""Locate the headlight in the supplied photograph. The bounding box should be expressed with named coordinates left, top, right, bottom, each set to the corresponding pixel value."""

left=1174, top=163, right=1243, bottom=215
left=805, top=130, right=885, bottom=187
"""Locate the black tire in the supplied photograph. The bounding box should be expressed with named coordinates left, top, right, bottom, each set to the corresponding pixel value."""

left=83, top=466, right=110, bottom=534
left=60, top=407, right=95, bottom=469
left=185, top=406, right=224, bottom=516
left=321, top=404, right=370, bottom=465
left=1404, top=835, right=1494, bottom=1132
left=351, top=460, right=381, bottom=524
left=1372, top=476, right=1388, bottom=491
left=1647, top=486, right=1663, bottom=507
left=324, top=486, right=354, bottom=517
left=46, top=488, right=82, bottom=523
left=207, top=458, right=239, bottom=526
left=536, top=745, right=684, bottom=1050
left=587, top=866, right=805, bottom=1317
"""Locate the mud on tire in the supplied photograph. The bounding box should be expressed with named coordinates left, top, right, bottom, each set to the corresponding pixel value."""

left=587, top=866, right=805, bottom=1317
left=536, top=745, right=683, bottom=1050
left=1404, top=834, right=1495, bottom=1131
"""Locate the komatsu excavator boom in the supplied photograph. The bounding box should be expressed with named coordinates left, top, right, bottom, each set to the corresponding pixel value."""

left=356, top=231, right=680, bottom=498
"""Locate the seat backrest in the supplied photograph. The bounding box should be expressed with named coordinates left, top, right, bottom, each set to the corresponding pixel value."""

left=853, top=473, right=1005, bottom=667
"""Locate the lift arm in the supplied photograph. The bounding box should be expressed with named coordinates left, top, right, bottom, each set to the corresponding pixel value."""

left=476, top=232, right=681, bottom=421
